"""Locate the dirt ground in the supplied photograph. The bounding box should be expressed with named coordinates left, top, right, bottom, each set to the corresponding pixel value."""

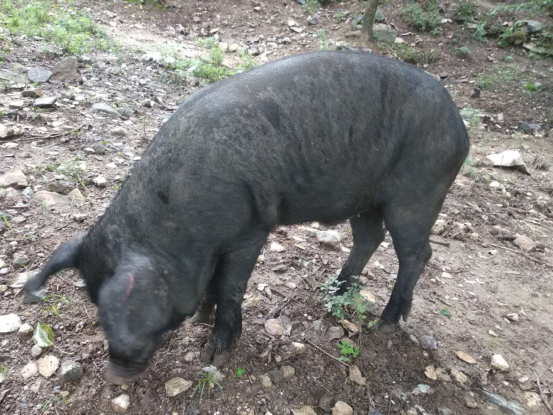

left=1, top=0, right=553, bottom=414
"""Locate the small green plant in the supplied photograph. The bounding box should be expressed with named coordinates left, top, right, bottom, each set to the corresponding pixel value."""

left=504, top=55, right=513, bottom=63
left=336, top=339, right=360, bottom=363
left=453, top=46, right=471, bottom=57
left=394, top=44, right=437, bottom=64
left=456, top=1, right=476, bottom=21
left=440, top=307, right=451, bottom=317
left=317, top=29, right=331, bottom=50
left=475, top=65, right=517, bottom=90
left=124, top=0, right=165, bottom=9
left=235, top=367, right=246, bottom=379
left=0, top=362, right=8, bottom=378
left=196, top=36, right=219, bottom=49
left=333, top=12, right=346, bottom=21
left=401, top=1, right=442, bottom=32
left=303, top=0, right=320, bottom=14
left=192, top=369, right=224, bottom=403
left=320, top=276, right=372, bottom=322
left=57, top=157, right=85, bottom=183
left=367, top=318, right=379, bottom=330
left=472, top=23, right=488, bottom=42
left=2, top=215, right=12, bottom=230
left=375, top=8, right=385, bottom=22
left=525, top=82, right=541, bottom=91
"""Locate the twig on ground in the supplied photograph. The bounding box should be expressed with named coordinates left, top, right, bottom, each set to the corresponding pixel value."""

left=306, top=339, right=349, bottom=368
left=24, top=123, right=87, bottom=140
left=536, top=376, right=553, bottom=414
left=429, top=238, right=450, bottom=247
left=489, top=243, right=553, bottom=269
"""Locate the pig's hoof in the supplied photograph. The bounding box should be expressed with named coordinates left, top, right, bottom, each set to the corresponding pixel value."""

left=377, top=320, right=399, bottom=334
left=212, top=351, right=230, bottom=368
left=189, top=309, right=214, bottom=324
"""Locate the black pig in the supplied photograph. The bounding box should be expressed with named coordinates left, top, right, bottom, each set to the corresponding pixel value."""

left=25, top=51, right=469, bottom=384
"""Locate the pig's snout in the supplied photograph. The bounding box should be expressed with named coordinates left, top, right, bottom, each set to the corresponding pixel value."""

left=105, top=361, right=146, bottom=385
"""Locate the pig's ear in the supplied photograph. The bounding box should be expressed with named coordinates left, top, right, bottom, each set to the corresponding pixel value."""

left=23, top=234, right=85, bottom=303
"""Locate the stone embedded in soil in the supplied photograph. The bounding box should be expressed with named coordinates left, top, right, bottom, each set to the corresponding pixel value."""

left=68, top=189, right=85, bottom=201
left=0, top=313, right=22, bottom=333
left=425, top=365, right=438, bottom=380
left=479, top=390, right=525, bottom=415
left=267, top=368, right=284, bottom=384
left=327, top=326, right=345, bottom=341
left=60, top=361, right=83, bottom=383
left=14, top=253, right=30, bottom=266
left=507, top=313, right=519, bottom=322
left=359, top=290, right=376, bottom=303
left=271, top=264, right=288, bottom=273
left=291, top=342, right=306, bottom=354
left=465, top=395, right=478, bottom=408
left=51, top=56, right=82, bottom=83
left=513, top=235, right=537, bottom=253
left=111, top=126, right=128, bottom=137
left=93, top=176, right=108, bottom=188
left=270, top=242, right=285, bottom=252
left=9, top=100, right=25, bottom=110
left=111, top=394, right=130, bottom=413
left=332, top=401, right=353, bottom=415
left=491, top=354, right=509, bottom=371
left=412, top=384, right=433, bottom=395
left=349, top=365, right=366, bottom=385
left=282, top=365, right=295, bottom=380
left=91, top=103, right=121, bottom=117
left=340, top=319, right=358, bottom=333
left=265, top=318, right=285, bottom=336
left=165, top=377, right=193, bottom=397
left=34, top=191, right=70, bottom=208
left=184, top=351, right=199, bottom=363
left=22, top=89, right=43, bottom=98
left=18, top=323, right=34, bottom=337
left=455, top=351, right=477, bottom=364
left=451, top=368, right=468, bottom=384
left=21, top=362, right=38, bottom=380
left=260, top=374, right=273, bottom=388
left=34, top=96, right=57, bottom=108
left=38, top=355, right=59, bottom=378
left=0, top=170, right=28, bottom=188
left=291, top=406, right=318, bottom=415
left=420, top=335, right=437, bottom=350
left=438, top=409, right=453, bottom=415
left=316, top=230, right=341, bottom=250
left=31, top=345, right=44, bottom=358
left=28, top=67, right=52, bottom=83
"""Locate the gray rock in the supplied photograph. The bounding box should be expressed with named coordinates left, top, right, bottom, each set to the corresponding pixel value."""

left=479, top=390, right=524, bottom=415
left=409, top=334, right=420, bottom=345
left=34, top=96, right=57, bottom=108
left=295, top=0, right=305, bottom=4
left=519, top=121, right=541, bottom=135
left=420, top=335, right=437, bottom=350
left=313, top=320, right=324, bottom=333
left=28, top=67, right=52, bottom=83
left=327, top=326, right=345, bottom=340
left=21, top=362, right=38, bottom=380
left=37, top=354, right=59, bottom=378
left=373, top=24, right=397, bottom=43
left=61, top=361, right=83, bottom=383
left=93, top=176, right=108, bottom=188
left=9, top=100, right=25, bottom=110
left=14, top=254, right=30, bottom=266
left=316, top=230, right=341, bottom=250
left=267, top=368, right=284, bottom=383
left=91, top=103, right=121, bottom=117
left=351, top=14, right=364, bottom=29
left=516, top=20, right=543, bottom=33
left=0, top=313, right=22, bottom=333
left=0, top=170, right=28, bottom=188
left=438, top=409, right=453, bottom=415
left=165, top=377, right=193, bottom=397
left=282, top=365, right=295, bottom=380
left=21, top=89, right=42, bottom=98
left=111, top=394, right=130, bottom=413
left=31, top=345, right=44, bottom=358
left=319, top=394, right=334, bottom=411
left=260, top=374, right=273, bottom=388
left=110, top=126, right=128, bottom=137
left=523, top=42, right=553, bottom=56
left=34, top=191, right=70, bottom=208
left=47, top=181, right=71, bottom=195
left=22, top=187, right=34, bottom=198
left=18, top=323, right=33, bottom=337
left=51, top=56, right=82, bottom=83
left=412, top=384, right=433, bottom=395
left=271, top=264, right=288, bottom=273
left=465, top=395, right=478, bottom=408
left=307, top=16, right=318, bottom=25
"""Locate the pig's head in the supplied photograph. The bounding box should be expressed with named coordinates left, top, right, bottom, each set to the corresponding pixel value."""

left=24, top=237, right=177, bottom=385
left=98, top=254, right=176, bottom=385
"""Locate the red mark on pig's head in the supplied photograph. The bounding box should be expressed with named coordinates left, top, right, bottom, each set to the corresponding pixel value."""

left=122, top=274, right=135, bottom=302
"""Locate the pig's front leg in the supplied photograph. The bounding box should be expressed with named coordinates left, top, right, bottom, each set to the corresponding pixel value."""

left=201, top=233, right=268, bottom=367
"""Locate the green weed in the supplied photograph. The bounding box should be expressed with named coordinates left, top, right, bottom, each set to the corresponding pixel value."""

left=453, top=46, right=471, bottom=57
left=525, top=82, right=541, bottom=91
left=124, top=0, right=165, bottom=9
left=196, top=36, right=219, bottom=49
left=336, top=339, right=360, bottom=363
left=440, top=307, right=451, bottom=317
left=0, top=0, right=113, bottom=55
left=235, top=367, right=246, bottom=379
left=192, top=369, right=224, bottom=403
left=320, top=276, right=372, bottom=322
left=317, top=29, right=331, bottom=50
left=475, top=65, right=517, bottom=90
left=57, top=157, right=85, bottom=183
left=303, top=0, right=320, bottom=14
left=457, top=1, right=476, bottom=21
left=2, top=215, right=12, bottom=230
left=394, top=44, right=437, bottom=64
left=401, top=1, right=442, bottom=32
left=472, top=23, right=488, bottom=42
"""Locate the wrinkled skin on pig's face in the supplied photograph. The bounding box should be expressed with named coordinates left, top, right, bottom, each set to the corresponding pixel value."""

left=96, top=255, right=178, bottom=384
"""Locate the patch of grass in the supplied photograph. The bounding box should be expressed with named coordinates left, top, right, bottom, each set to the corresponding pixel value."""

left=0, top=362, right=8, bottom=378
left=461, top=106, right=484, bottom=126
left=0, top=0, right=113, bottom=55
left=453, top=46, right=471, bottom=57
left=192, top=369, right=224, bottom=403
left=317, top=29, right=332, bottom=50
left=525, top=81, right=541, bottom=91
left=393, top=44, right=437, bottom=64
left=456, top=1, right=476, bottom=21
left=475, top=65, right=517, bottom=90
left=2, top=215, right=12, bottom=230
left=336, top=339, right=360, bottom=363
left=124, top=0, right=165, bottom=9
left=489, top=0, right=553, bottom=18
left=235, top=367, right=246, bottom=379
left=196, top=36, right=219, bottom=49
left=375, top=8, right=385, bottom=22
left=57, top=157, right=85, bottom=183
left=504, top=55, right=513, bottom=63
left=472, top=23, right=488, bottom=42
left=497, top=27, right=527, bottom=47
left=320, top=276, right=372, bottom=322
left=303, top=0, right=320, bottom=14
left=333, top=11, right=346, bottom=21
left=401, top=1, right=442, bottom=32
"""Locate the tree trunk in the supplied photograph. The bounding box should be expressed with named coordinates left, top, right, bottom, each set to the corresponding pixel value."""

left=361, top=0, right=380, bottom=41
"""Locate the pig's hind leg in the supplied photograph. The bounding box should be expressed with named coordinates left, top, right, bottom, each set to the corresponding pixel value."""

left=189, top=282, right=216, bottom=324
left=335, top=210, right=385, bottom=293
left=201, top=233, right=268, bottom=367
